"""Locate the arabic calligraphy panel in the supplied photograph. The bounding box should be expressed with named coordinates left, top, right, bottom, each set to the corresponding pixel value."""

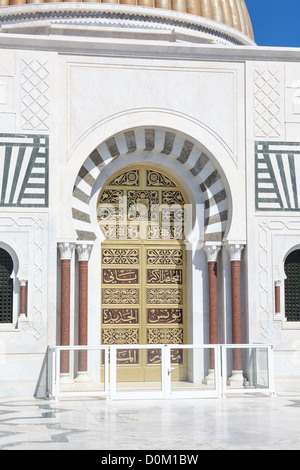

left=148, top=348, right=183, bottom=365
left=147, top=269, right=183, bottom=285
left=116, top=349, right=139, bottom=365
left=103, top=308, right=139, bottom=324
left=147, top=308, right=183, bottom=324
left=103, top=268, right=139, bottom=284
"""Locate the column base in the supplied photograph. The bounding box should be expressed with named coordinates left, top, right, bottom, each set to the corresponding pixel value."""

left=75, top=371, right=90, bottom=382
left=226, top=370, right=245, bottom=388
left=59, top=373, right=73, bottom=384
left=202, top=369, right=215, bottom=386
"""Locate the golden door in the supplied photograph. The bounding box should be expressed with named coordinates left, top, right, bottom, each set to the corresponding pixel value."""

left=98, top=166, right=188, bottom=382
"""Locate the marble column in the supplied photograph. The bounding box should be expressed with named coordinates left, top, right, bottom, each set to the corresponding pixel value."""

left=19, top=280, right=27, bottom=317
left=75, top=243, right=93, bottom=374
left=226, top=243, right=244, bottom=387
left=275, top=280, right=281, bottom=315
left=58, top=242, right=75, bottom=374
left=203, top=244, right=221, bottom=385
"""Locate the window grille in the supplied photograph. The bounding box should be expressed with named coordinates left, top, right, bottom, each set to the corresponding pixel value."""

left=285, top=250, right=300, bottom=322
left=0, top=248, right=13, bottom=323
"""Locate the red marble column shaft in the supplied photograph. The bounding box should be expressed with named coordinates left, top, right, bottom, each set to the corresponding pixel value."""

left=231, top=260, right=242, bottom=371
left=208, top=260, right=218, bottom=369
left=60, top=258, right=71, bottom=374
left=275, top=284, right=281, bottom=314
left=78, top=260, right=88, bottom=372
left=20, top=283, right=27, bottom=316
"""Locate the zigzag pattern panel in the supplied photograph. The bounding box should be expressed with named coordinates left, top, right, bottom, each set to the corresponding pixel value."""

left=0, top=134, right=48, bottom=207
left=255, top=142, right=300, bottom=211
left=72, top=128, right=228, bottom=242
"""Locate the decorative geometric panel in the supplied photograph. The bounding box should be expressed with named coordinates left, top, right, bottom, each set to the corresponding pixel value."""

left=0, top=248, right=13, bottom=323
left=254, top=69, right=281, bottom=138
left=102, top=288, right=139, bottom=305
left=147, top=288, right=183, bottom=305
left=102, top=328, right=139, bottom=345
left=255, top=142, right=300, bottom=211
left=0, top=134, right=48, bottom=207
left=147, top=328, right=184, bottom=344
left=21, top=59, right=49, bottom=131
left=102, top=248, right=139, bottom=265
left=147, top=248, right=183, bottom=266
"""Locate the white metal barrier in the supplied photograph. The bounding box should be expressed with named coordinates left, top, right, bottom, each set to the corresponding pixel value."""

left=47, top=345, right=110, bottom=399
left=47, top=344, right=275, bottom=400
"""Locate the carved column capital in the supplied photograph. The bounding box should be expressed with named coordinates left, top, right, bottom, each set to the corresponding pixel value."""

left=226, top=243, right=245, bottom=262
left=58, top=241, right=75, bottom=260
left=203, top=243, right=222, bottom=262
left=76, top=243, right=93, bottom=262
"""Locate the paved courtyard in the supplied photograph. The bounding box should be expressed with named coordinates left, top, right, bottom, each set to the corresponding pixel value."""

left=0, top=392, right=300, bottom=450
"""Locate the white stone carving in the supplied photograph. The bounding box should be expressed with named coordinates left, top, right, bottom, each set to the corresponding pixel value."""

left=75, top=243, right=93, bottom=261
left=226, top=243, right=244, bottom=261
left=58, top=241, right=75, bottom=260
left=203, top=243, right=222, bottom=262
left=21, top=58, right=49, bottom=130
left=254, top=69, right=281, bottom=138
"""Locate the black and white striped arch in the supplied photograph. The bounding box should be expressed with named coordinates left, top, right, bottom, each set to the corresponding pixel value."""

left=72, top=128, right=228, bottom=242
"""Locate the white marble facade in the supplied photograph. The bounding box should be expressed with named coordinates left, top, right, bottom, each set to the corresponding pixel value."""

left=0, top=3, right=300, bottom=396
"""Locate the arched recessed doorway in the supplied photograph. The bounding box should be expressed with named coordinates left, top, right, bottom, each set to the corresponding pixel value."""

left=285, top=249, right=300, bottom=322
left=97, top=165, right=190, bottom=382
left=0, top=248, right=14, bottom=324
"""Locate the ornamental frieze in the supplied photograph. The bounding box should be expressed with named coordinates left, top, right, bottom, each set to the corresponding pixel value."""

left=102, top=248, right=139, bottom=265
left=102, top=288, right=139, bottom=305
left=147, top=288, right=184, bottom=305
left=147, top=248, right=183, bottom=266
left=102, top=328, right=139, bottom=345
left=147, top=328, right=184, bottom=344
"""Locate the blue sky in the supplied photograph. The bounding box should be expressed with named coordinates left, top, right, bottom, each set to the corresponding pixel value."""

left=247, top=0, right=300, bottom=47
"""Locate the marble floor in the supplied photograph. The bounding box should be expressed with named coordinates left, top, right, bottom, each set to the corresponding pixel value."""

left=0, top=393, right=300, bottom=450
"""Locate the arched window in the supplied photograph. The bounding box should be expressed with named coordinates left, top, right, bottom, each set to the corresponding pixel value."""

left=0, top=248, right=13, bottom=323
left=285, top=250, right=300, bottom=322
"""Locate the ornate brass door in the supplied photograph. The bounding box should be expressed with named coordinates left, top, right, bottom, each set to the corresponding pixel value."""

left=98, top=166, right=188, bottom=382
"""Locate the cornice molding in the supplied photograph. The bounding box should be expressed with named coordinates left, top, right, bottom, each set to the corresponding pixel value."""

left=0, top=4, right=255, bottom=46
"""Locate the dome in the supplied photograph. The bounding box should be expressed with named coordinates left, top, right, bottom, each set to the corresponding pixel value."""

left=0, top=0, right=254, bottom=41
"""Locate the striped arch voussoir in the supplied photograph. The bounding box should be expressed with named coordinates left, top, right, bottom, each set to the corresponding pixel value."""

left=71, top=128, right=228, bottom=242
